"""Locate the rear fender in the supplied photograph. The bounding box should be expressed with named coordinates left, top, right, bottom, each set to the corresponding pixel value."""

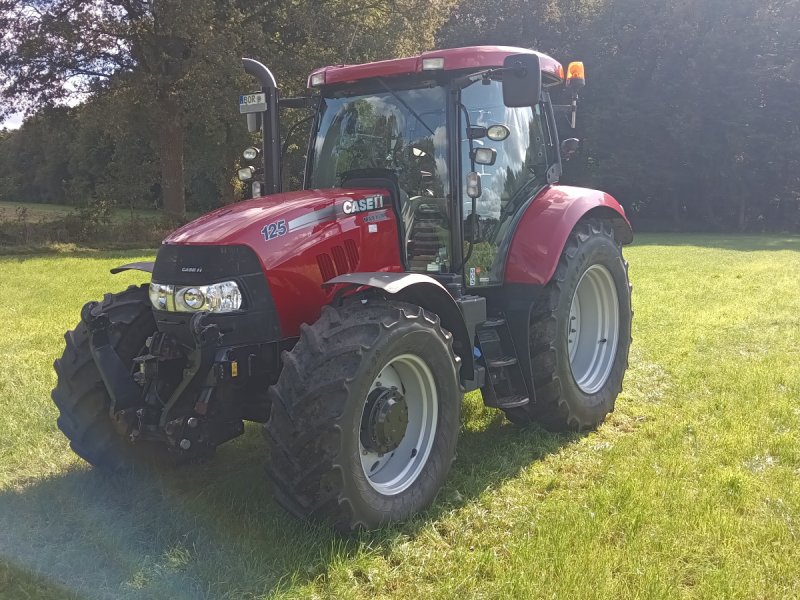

left=505, top=185, right=632, bottom=285
left=324, top=273, right=474, bottom=383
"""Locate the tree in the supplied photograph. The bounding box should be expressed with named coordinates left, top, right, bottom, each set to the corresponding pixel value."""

left=1, top=0, right=455, bottom=217
left=1, top=0, right=254, bottom=218
left=439, top=0, right=800, bottom=232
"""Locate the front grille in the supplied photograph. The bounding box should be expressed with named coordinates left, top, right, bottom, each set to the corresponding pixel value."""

left=152, top=244, right=263, bottom=285
left=151, top=244, right=282, bottom=345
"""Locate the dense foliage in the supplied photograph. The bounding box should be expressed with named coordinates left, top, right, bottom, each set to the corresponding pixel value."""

left=1, top=0, right=798, bottom=231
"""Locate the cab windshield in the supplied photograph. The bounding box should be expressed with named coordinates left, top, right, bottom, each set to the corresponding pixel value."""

left=309, top=84, right=452, bottom=273
left=309, top=85, right=448, bottom=197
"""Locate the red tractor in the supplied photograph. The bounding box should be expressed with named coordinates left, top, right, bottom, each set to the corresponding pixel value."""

left=52, top=46, right=632, bottom=530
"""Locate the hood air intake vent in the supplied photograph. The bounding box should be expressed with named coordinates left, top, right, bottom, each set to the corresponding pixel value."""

left=316, top=240, right=361, bottom=282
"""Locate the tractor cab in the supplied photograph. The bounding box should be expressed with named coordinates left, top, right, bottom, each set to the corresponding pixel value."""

left=239, top=47, right=586, bottom=288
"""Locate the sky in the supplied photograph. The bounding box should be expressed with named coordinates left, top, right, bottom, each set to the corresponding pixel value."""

left=2, top=112, right=24, bottom=130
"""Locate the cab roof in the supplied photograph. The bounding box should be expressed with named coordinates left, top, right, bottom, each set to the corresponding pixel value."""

left=307, top=46, right=565, bottom=88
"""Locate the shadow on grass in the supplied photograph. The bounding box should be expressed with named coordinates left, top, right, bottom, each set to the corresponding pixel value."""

left=631, top=233, right=800, bottom=252
left=0, top=415, right=580, bottom=599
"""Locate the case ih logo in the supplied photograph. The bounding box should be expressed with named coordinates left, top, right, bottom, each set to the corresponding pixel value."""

left=342, top=194, right=385, bottom=215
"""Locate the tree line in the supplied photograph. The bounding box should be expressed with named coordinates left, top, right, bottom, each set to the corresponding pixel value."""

left=1, top=0, right=798, bottom=231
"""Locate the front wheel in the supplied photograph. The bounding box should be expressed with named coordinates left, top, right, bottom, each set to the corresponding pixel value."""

left=52, top=285, right=161, bottom=470
left=506, top=218, right=632, bottom=431
left=264, top=299, right=461, bottom=531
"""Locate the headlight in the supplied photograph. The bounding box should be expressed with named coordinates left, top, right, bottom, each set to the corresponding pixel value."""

left=180, top=287, right=206, bottom=310
left=149, top=283, right=174, bottom=310
left=149, top=281, right=242, bottom=313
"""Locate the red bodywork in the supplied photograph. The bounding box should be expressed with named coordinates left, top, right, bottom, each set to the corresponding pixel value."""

left=506, top=186, right=631, bottom=285
left=165, top=189, right=401, bottom=335
left=308, top=46, right=565, bottom=87
left=164, top=183, right=629, bottom=336
left=162, top=47, right=630, bottom=337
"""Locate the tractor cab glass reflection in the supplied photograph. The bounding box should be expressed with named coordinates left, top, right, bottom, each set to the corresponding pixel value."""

left=460, top=79, right=551, bottom=287
left=310, top=86, right=451, bottom=274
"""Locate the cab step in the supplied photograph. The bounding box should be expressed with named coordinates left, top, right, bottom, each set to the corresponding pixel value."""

left=475, top=316, right=530, bottom=410
left=486, top=356, right=518, bottom=368
left=488, top=395, right=529, bottom=409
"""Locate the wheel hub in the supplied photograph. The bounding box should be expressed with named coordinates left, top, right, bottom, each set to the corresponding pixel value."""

left=567, top=264, right=620, bottom=394
left=360, top=387, right=409, bottom=455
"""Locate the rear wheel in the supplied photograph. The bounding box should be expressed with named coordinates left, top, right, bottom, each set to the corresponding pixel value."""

left=264, top=299, right=461, bottom=531
left=52, top=285, right=162, bottom=470
left=506, top=218, right=632, bottom=431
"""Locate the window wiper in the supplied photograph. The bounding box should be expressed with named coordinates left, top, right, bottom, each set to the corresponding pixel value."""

left=376, top=78, right=436, bottom=137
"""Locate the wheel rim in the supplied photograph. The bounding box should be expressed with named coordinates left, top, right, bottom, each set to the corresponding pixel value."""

left=359, top=353, right=438, bottom=496
left=567, top=264, right=620, bottom=394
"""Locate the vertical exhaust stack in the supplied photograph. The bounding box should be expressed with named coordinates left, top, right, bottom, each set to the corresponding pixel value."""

left=242, top=58, right=281, bottom=195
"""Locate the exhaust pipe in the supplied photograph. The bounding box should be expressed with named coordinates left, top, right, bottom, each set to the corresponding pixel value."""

left=242, top=58, right=281, bottom=195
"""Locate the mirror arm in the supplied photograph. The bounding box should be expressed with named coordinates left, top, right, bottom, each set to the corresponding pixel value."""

left=452, top=65, right=515, bottom=90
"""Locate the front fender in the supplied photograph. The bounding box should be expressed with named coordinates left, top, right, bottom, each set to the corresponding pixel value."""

left=324, top=273, right=474, bottom=383
left=505, top=185, right=632, bottom=285
left=110, top=261, right=155, bottom=275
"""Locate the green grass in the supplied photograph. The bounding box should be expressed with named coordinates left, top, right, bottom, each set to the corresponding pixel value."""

left=1, top=234, right=799, bottom=599
left=0, top=200, right=166, bottom=223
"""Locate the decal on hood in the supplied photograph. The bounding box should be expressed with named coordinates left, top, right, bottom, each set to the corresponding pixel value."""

left=341, top=194, right=385, bottom=215
left=287, top=206, right=337, bottom=232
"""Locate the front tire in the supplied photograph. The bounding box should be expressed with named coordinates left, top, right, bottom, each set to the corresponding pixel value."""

left=506, top=218, right=632, bottom=431
left=51, top=285, right=159, bottom=470
left=264, top=299, right=461, bottom=531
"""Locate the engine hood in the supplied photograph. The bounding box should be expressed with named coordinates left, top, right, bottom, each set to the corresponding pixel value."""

left=160, top=186, right=404, bottom=337
left=165, top=188, right=388, bottom=246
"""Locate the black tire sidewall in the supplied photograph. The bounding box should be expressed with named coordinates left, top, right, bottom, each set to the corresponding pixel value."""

left=555, top=232, right=631, bottom=421
left=53, top=286, right=159, bottom=468
left=337, top=320, right=460, bottom=526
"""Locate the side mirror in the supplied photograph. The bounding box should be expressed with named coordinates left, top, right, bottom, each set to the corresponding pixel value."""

left=502, top=54, right=542, bottom=107
left=560, top=138, right=580, bottom=160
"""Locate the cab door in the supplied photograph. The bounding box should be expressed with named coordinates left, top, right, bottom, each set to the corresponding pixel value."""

left=459, top=79, right=557, bottom=287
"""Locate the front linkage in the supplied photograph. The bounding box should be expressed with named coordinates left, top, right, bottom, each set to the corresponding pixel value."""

left=81, top=302, right=245, bottom=460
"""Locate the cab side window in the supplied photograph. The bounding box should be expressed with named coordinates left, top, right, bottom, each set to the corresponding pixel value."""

left=461, top=80, right=550, bottom=286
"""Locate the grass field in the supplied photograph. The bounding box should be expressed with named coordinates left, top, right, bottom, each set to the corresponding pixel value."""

left=0, top=200, right=164, bottom=223
left=1, top=234, right=799, bottom=599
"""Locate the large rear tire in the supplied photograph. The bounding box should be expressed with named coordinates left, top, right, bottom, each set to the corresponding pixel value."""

left=264, top=299, right=461, bottom=531
left=52, top=285, right=159, bottom=470
left=505, top=218, right=632, bottom=431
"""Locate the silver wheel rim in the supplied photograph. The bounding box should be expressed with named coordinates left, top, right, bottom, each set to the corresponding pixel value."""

left=359, top=353, right=438, bottom=496
left=567, top=264, right=620, bottom=394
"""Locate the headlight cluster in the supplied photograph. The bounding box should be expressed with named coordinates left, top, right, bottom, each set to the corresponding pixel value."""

left=149, top=281, right=242, bottom=313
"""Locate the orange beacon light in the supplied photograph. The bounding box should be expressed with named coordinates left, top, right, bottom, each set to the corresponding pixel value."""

left=566, top=61, right=585, bottom=89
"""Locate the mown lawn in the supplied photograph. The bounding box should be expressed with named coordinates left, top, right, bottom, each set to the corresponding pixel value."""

left=0, top=200, right=166, bottom=223
left=1, top=234, right=799, bottom=599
